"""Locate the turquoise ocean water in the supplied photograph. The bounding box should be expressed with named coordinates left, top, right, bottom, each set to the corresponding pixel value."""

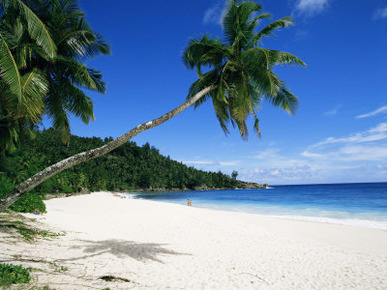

left=124, top=182, right=387, bottom=230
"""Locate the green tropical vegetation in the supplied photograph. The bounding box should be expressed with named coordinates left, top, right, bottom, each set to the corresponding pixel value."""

left=0, top=129, right=241, bottom=209
left=0, top=211, right=62, bottom=239
left=0, top=0, right=304, bottom=212
left=0, top=129, right=244, bottom=212
left=0, top=0, right=109, bottom=156
left=183, top=0, right=305, bottom=138
left=0, top=263, right=31, bottom=286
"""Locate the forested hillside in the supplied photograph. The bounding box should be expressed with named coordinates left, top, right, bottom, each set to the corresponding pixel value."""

left=1, top=129, right=240, bottom=196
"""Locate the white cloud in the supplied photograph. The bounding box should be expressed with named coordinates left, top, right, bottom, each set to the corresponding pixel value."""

left=181, top=123, right=387, bottom=185
left=374, top=6, right=387, bottom=19
left=369, top=122, right=387, bottom=133
left=239, top=163, right=317, bottom=185
left=182, top=159, right=237, bottom=166
left=203, top=1, right=228, bottom=26
left=324, top=104, right=341, bottom=116
left=203, top=6, right=220, bottom=24
left=310, top=122, right=387, bottom=148
left=252, top=148, right=281, bottom=160
left=295, top=0, right=329, bottom=16
left=356, top=106, right=387, bottom=119
left=239, top=148, right=322, bottom=184
left=303, top=123, right=387, bottom=165
left=338, top=145, right=387, bottom=161
left=301, top=151, right=323, bottom=158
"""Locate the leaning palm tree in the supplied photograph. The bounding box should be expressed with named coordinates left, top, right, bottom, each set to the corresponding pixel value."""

left=0, top=0, right=305, bottom=212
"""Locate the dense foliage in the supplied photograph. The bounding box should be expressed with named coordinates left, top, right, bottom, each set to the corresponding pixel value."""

left=0, top=129, right=239, bottom=201
left=0, top=175, right=46, bottom=212
left=0, top=263, right=31, bottom=286
left=0, top=0, right=109, bottom=156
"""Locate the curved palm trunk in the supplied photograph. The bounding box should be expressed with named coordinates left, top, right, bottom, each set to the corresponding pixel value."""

left=0, top=85, right=215, bottom=212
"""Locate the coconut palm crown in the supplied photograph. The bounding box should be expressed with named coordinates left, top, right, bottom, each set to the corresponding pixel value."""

left=183, top=0, right=306, bottom=139
left=0, top=0, right=110, bottom=151
left=0, top=0, right=57, bottom=154
left=23, top=0, right=110, bottom=143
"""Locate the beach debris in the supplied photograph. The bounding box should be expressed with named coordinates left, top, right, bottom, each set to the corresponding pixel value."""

left=99, top=275, right=132, bottom=283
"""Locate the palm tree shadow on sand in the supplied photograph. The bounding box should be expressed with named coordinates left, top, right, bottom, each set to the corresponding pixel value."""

left=60, top=239, right=189, bottom=264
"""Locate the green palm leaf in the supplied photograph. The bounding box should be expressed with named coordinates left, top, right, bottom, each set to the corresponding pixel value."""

left=223, top=0, right=262, bottom=46
left=0, top=34, right=22, bottom=99
left=55, top=56, right=103, bottom=92
left=14, top=0, right=57, bottom=59
left=253, top=16, right=294, bottom=44
left=1, top=0, right=110, bottom=146
left=183, top=35, right=227, bottom=75
left=20, top=69, right=47, bottom=122
left=44, top=87, right=70, bottom=143
left=261, top=48, right=306, bottom=67
left=267, top=87, right=299, bottom=114
left=62, top=80, right=94, bottom=124
left=187, top=69, right=220, bottom=106
left=184, top=0, right=305, bottom=139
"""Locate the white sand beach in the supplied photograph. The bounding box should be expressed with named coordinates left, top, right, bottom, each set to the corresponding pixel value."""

left=1, top=191, right=387, bottom=289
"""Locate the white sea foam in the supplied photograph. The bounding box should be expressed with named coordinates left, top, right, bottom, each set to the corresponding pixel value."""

left=187, top=201, right=387, bottom=231
left=264, top=214, right=387, bottom=231
left=117, top=192, right=139, bottom=199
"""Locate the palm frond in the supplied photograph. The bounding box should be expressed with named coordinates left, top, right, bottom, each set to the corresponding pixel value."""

left=223, top=0, right=262, bottom=46
left=0, top=34, right=22, bottom=99
left=61, top=29, right=110, bottom=59
left=15, top=0, right=57, bottom=59
left=266, top=86, right=299, bottom=114
left=82, top=32, right=110, bottom=58
left=87, top=68, right=106, bottom=93
left=183, top=35, right=227, bottom=74
left=261, top=48, right=306, bottom=67
left=187, top=68, right=220, bottom=105
left=62, top=81, right=94, bottom=124
left=253, top=16, right=294, bottom=43
left=55, top=56, right=103, bottom=92
left=44, top=88, right=70, bottom=143
left=183, top=0, right=305, bottom=139
left=247, top=12, right=271, bottom=35
left=20, top=69, right=47, bottom=122
left=56, top=16, right=110, bottom=59
left=248, top=65, right=282, bottom=97
left=212, top=94, right=231, bottom=135
left=253, top=114, right=261, bottom=137
left=60, top=0, right=82, bottom=16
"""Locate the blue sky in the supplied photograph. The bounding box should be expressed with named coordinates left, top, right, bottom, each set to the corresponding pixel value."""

left=56, top=0, right=387, bottom=185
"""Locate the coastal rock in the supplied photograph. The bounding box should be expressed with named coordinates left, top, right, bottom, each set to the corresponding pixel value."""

left=43, top=187, right=91, bottom=199
left=237, top=181, right=268, bottom=189
left=79, top=187, right=91, bottom=195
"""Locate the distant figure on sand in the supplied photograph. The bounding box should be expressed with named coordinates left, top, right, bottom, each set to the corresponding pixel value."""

left=34, top=208, right=41, bottom=215
left=187, top=199, right=192, bottom=206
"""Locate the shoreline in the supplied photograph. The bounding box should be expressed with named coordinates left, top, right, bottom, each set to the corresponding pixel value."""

left=2, top=191, right=387, bottom=289
left=119, top=191, right=387, bottom=232
left=117, top=194, right=387, bottom=255
left=46, top=189, right=387, bottom=231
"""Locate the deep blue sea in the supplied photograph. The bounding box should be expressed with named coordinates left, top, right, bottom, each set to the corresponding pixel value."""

left=125, top=182, right=387, bottom=230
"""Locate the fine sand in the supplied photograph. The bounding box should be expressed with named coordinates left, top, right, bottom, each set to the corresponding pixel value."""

left=1, top=191, right=387, bottom=289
